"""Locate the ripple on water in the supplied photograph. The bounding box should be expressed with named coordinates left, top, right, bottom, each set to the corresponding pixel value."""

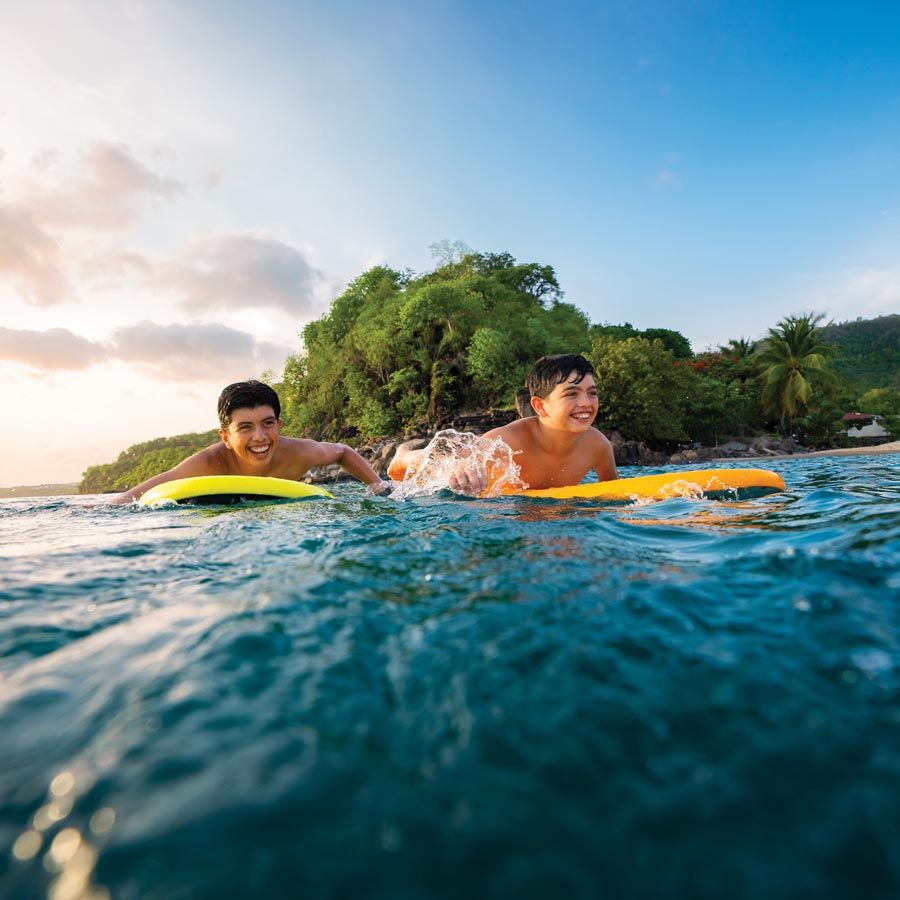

left=1, top=458, right=899, bottom=899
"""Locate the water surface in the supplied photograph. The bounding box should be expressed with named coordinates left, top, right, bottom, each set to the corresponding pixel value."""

left=2, top=456, right=899, bottom=899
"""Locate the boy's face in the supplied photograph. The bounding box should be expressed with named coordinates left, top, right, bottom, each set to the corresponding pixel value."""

left=219, top=405, right=281, bottom=468
left=532, top=372, right=598, bottom=432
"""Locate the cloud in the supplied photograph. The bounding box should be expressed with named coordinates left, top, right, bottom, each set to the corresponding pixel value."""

left=109, top=320, right=293, bottom=381
left=0, top=320, right=292, bottom=382
left=0, top=202, right=68, bottom=305
left=0, top=142, right=186, bottom=306
left=31, top=149, right=59, bottom=172
left=1, top=144, right=332, bottom=317
left=79, top=249, right=153, bottom=288
left=817, top=265, right=900, bottom=321
left=153, top=233, right=326, bottom=315
left=0, top=326, right=106, bottom=370
left=15, top=141, right=184, bottom=231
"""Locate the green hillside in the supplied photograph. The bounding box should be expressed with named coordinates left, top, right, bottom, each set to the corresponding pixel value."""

left=77, top=255, right=899, bottom=490
left=80, top=430, right=219, bottom=494
left=820, top=314, right=900, bottom=392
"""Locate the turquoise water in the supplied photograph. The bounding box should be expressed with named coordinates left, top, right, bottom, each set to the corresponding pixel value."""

left=2, top=456, right=899, bottom=900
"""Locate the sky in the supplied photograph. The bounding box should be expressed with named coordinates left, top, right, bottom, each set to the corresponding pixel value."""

left=2, top=0, right=899, bottom=485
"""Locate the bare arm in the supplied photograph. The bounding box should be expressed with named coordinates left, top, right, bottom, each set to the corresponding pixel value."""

left=108, top=447, right=219, bottom=505
left=306, top=442, right=384, bottom=488
left=594, top=434, right=618, bottom=481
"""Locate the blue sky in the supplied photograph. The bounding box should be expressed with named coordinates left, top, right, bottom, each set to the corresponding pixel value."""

left=1, top=0, right=898, bottom=484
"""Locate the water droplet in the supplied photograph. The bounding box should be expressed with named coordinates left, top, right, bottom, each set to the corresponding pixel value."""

left=50, top=771, right=76, bottom=798
left=33, top=799, right=71, bottom=831
left=89, top=808, right=116, bottom=836
left=12, top=830, right=42, bottom=861
left=49, top=828, right=82, bottom=865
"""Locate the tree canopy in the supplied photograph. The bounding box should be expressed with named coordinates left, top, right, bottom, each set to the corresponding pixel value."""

left=279, top=252, right=592, bottom=440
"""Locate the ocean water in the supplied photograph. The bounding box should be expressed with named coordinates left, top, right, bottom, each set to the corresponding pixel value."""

left=1, top=456, right=899, bottom=900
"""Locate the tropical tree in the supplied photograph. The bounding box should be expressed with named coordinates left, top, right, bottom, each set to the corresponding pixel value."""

left=589, top=336, right=690, bottom=443
left=858, top=386, right=900, bottom=416
left=756, top=313, right=841, bottom=433
left=719, top=337, right=757, bottom=359
left=280, top=251, right=592, bottom=440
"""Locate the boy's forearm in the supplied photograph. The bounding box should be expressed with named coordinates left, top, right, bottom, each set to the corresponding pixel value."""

left=337, top=446, right=382, bottom=485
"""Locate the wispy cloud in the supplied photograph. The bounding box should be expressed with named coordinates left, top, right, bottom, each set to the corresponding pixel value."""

left=0, top=202, right=68, bottom=305
left=0, top=326, right=106, bottom=369
left=15, top=141, right=184, bottom=231
left=1, top=144, right=331, bottom=319
left=0, top=142, right=184, bottom=307
left=110, top=320, right=293, bottom=381
left=152, top=233, right=327, bottom=315
left=816, top=265, right=900, bottom=321
left=0, top=320, right=292, bottom=382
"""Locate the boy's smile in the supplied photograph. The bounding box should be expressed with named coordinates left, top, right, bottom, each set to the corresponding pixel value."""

left=220, top=405, right=281, bottom=468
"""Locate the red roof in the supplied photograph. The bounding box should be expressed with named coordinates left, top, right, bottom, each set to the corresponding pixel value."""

left=842, top=411, right=873, bottom=422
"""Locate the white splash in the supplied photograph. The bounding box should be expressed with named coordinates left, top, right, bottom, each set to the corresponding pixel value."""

left=389, top=429, right=526, bottom=500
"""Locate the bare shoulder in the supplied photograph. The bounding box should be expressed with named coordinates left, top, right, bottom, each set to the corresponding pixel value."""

left=196, top=443, right=228, bottom=470
left=278, top=436, right=340, bottom=466
left=166, top=442, right=227, bottom=476
left=482, top=418, right=534, bottom=448
left=584, top=427, right=613, bottom=450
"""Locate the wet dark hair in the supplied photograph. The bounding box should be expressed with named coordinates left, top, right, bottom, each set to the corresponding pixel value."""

left=526, top=354, right=595, bottom=399
left=217, top=380, right=281, bottom=428
left=514, top=387, right=536, bottom=418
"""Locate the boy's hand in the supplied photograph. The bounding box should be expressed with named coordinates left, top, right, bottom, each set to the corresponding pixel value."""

left=448, top=460, right=487, bottom=496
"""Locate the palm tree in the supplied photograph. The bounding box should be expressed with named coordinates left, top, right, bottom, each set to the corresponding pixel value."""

left=756, top=313, right=840, bottom=433
left=720, top=337, right=757, bottom=359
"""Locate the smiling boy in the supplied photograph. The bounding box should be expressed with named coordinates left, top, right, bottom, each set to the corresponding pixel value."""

left=388, top=354, right=618, bottom=494
left=110, top=380, right=384, bottom=504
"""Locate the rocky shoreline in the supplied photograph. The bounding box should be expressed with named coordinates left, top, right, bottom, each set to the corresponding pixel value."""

left=303, top=412, right=894, bottom=485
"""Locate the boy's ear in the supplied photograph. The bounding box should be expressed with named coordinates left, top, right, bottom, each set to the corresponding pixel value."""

left=219, top=427, right=231, bottom=447
left=531, top=396, right=548, bottom=417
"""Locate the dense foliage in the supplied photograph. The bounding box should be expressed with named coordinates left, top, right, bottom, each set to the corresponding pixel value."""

left=79, top=252, right=900, bottom=492
left=80, top=430, right=219, bottom=494
left=278, top=253, right=592, bottom=440
left=820, top=315, right=900, bottom=391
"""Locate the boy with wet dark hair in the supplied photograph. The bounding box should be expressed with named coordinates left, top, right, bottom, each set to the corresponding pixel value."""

left=217, top=379, right=280, bottom=428
left=388, top=354, right=617, bottom=493
left=111, top=380, right=385, bottom=503
left=526, top=353, right=595, bottom=400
